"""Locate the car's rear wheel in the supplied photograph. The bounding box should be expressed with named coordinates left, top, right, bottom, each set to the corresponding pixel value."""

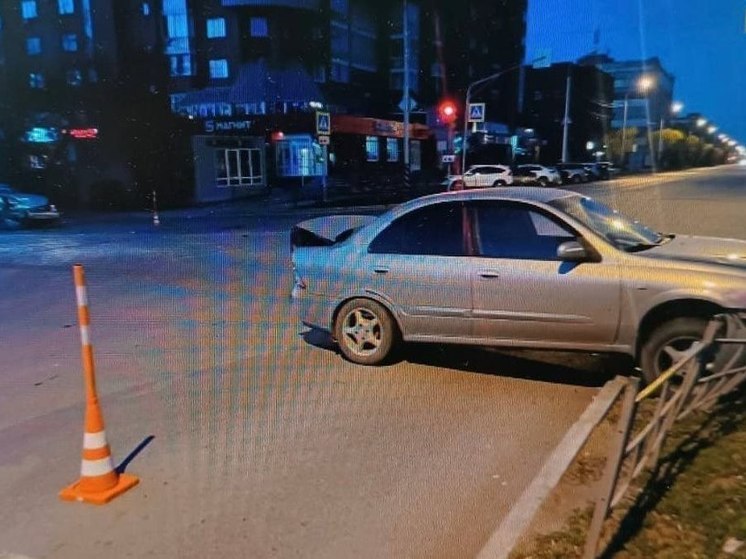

left=492, top=180, right=506, bottom=187
left=572, top=174, right=581, bottom=184
left=537, top=177, right=548, bottom=187
left=639, top=316, right=745, bottom=384
left=334, top=299, right=399, bottom=365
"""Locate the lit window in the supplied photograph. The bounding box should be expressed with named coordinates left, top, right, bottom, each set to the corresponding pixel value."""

left=366, top=136, right=379, bottom=162
left=386, top=138, right=399, bottom=162
left=206, top=17, right=226, bottom=38
left=58, top=0, right=74, bottom=15
left=26, top=37, right=41, bottom=55
left=250, top=17, right=268, bottom=37
left=215, top=148, right=264, bottom=187
left=21, top=1, right=37, bottom=19
left=166, top=15, right=189, bottom=39
left=66, top=69, right=82, bottom=86
left=169, top=54, right=192, bottom=77
left=62, top=33, right=78, bottom=52
left=29, top=72, right=45, bottom=88
left=209, top=59, right=229, bottom=79
left=142, top=2, right=150, bottom=16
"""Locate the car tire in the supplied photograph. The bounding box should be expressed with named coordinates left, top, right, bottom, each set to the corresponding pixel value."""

left=493, top=180, right=506, bottom=187
left=334, top=298, right=399, bottom=365
left=639, top=316, right=745, bottom=384
left=537, top=177, right=548, bottom=187
left=572, top=175, right=581, bottom=184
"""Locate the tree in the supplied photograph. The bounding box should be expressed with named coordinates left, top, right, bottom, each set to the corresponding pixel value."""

left=605, top=127, right=638, bottom=167
left=651, top=128, right=686, bottom=169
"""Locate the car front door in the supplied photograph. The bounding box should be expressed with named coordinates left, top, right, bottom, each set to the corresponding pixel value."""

left=363, top=202, right=473, bottom=339
left=466, top=201, right=621, bottom=346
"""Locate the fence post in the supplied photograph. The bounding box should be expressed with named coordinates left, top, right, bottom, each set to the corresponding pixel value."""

left=583, top=377, right=640, bottom=559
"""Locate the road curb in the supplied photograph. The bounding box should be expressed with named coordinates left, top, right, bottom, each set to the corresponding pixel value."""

left=475, top=376, right=628, bottom=559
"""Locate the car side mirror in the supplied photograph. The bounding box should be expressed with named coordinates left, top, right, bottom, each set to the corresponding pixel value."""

left=557, top=240, right=589, bottom=262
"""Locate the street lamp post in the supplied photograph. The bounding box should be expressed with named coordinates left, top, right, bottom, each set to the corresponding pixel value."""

left=658, top=101, right=684, bottom=167
left=460, top=63, right=524, bottom=177
left=620, top=75, right=653, bottom=170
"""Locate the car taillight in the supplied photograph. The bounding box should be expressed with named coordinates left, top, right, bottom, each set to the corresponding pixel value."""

left=50, top=204, right=57, bottom=212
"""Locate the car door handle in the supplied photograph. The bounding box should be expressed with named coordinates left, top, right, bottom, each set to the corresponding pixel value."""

left=478, top=270, right=500, bottom=278
left=373, top=267, right=389, bottom=274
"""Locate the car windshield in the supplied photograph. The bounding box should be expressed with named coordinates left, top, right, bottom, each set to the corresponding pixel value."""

left=549, top=195, right=665, bottom=251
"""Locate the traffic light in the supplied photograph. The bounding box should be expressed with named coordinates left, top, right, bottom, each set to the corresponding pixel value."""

left=438, top=99, right=458, bottom=125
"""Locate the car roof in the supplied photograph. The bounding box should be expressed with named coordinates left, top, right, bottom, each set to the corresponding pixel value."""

left=397, top=187, right=578, bottom=211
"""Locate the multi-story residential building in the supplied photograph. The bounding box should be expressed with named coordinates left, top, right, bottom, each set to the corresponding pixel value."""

left=521, top=62, right=613, bottom=164
left=579, top=53, right=675, bottom=132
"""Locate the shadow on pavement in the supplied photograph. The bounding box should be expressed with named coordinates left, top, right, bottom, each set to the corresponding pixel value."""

left=300, top=327, right=630, bottom=388
left=116, top=435, right=156, bottom=474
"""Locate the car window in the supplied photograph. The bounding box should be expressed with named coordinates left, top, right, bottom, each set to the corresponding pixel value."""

left=368, top=202, right=465, bottom=256
left=468, top=201, right=575, bottom=260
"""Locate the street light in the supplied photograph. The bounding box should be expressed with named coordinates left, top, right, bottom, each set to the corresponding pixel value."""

left=621, top=74, right=654, bottom=168
left=696, top=118, right=707, bottom=127
left=707, top=125, right=718, bottom=134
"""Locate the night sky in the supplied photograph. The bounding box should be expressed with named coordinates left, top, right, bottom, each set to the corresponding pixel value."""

left=526, top=0, right=746, bottom=145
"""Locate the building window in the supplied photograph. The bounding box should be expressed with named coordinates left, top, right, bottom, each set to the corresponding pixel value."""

left=58, top=0, right=74, bottom=15
left=166, top=14, right=190, bottom=39
left=62, top=33, right=78, bottom=52
left=169, top=54, right=192, bottom=77
left=26, top=37, right=41, bottom=55
left=366, top=136, right=379, bottom=162
left=331, top=60, right=349, bottom=83
left=29, top=72, right=45, bottom=88
left=66, top=69, right=82, bottom=86
left=250, top=17, right=268, bottom=37
left=142, top=2, right=150, bottom=16
left=386, top=138, right=399, bottom=162
left=209, top=59, right=228, bottom=79
left=215, top=148, right=263, bottom=187
left=21, top=1, right=37, bottom=19
left=206, top=17, right=226, bottom=38
left=313, top=65, right=326, bottom=83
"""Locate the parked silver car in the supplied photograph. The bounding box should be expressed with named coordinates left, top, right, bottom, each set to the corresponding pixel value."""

left=291, top=188, right=746, bottom=382
left=0, top=184, right=60, bottom=228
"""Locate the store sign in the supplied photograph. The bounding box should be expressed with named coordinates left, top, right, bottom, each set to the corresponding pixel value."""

left=205, top=119, right=254, bottom=133
left=67, top=128, right=99, bottom=140
left=373, top=121, right=398, bottom=135
left=441, top=154, right=455, bottom=163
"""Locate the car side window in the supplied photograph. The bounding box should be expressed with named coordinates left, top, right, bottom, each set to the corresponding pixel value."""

left=368, top=202, right=465, bottom=256
left=468, top=202, right=575, bottom=260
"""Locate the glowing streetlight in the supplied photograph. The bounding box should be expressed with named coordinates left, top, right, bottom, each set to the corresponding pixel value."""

left=707, top=125, right=718, bottom=134
left=696, top=118, right=707, bottom=127
left=621, top=74, right=656, bottom=167
left=671, top=101, right=684, bottom=114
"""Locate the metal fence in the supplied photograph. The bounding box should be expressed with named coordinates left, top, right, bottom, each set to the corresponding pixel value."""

left=583, top=313, right=746, bottom=559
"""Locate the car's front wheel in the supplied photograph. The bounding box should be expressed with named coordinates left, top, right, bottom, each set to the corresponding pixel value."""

left=639, top=316, right=745, bottom=384
left=492, top=180, right=506, bottom=187
left=334, top=298, right=399, bottom=365
left=537, top=177, right=548, bottom=187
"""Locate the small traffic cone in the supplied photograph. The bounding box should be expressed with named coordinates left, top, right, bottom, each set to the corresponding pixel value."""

left=153, top=210, right=160, bottom=226
left=152, top=189, right=160, bottom=226
left=60, top=265, right=139, bottom=505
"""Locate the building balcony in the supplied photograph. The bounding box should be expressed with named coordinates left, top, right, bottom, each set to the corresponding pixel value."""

left=222, top=0, right=320, bottom=8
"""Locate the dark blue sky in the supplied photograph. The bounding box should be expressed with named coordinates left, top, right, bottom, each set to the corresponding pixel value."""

left=526, top=0, right=746, bottom=145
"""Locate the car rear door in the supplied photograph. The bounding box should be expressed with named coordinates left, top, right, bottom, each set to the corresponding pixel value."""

left=465, top=200, right=621, bottom=346
left=362, top=202, right=473, bottom=339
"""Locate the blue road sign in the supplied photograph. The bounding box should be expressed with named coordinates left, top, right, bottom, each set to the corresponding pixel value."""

left=316, top=112, right=331, bottom=134
left=468, top=103, right=485, bottom=122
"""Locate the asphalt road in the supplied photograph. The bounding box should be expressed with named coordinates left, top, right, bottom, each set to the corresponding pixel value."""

left=0, top=164, right=744, bottom=558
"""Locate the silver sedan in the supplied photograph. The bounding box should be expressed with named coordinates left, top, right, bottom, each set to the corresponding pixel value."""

left=291, top=188, right=746, bottom=381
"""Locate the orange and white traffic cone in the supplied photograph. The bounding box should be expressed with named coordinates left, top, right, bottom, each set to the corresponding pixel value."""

left=60, top=264, right=139, bottom=505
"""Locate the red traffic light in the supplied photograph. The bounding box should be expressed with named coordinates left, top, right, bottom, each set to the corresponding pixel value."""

left=438, top=100, right=458, bottom=124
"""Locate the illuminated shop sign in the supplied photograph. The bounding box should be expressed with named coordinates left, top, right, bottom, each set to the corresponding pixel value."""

left=24, top=127, right=60, bottom=143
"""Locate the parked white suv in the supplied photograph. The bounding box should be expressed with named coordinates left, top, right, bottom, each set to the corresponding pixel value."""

left=444, top=165, right=513, bottom=190
left=517, top=165, right=562, bottom=186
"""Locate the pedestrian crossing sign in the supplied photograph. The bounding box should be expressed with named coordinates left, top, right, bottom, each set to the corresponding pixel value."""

left=316, top=112, right=331, bottom=135
left=468, top=103, right=485, bottom=122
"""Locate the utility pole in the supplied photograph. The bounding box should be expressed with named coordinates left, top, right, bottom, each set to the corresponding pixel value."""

left=561, top=67, right=572, bottom=163
left=402, top=0, right=410, bottom=189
